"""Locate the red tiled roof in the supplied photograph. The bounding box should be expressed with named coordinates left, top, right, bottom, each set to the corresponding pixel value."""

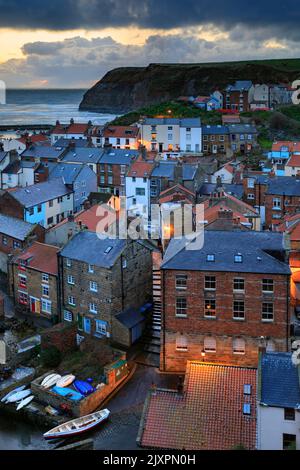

left=17, top=134, right=48, bottom=145
left=271, top=141, right=300, bottom=153
left=17, top=242, right=59, bottom=275
left=204, top=203, right=249, bottom=225
left=67, top=123, right=89, bottom=134
left=128, top=160, right=155, bottom=178
left=103, top=126, right=139, bottom=139
left=140, top=361, right=257, bottom=450
left=286, top=154, right=300, bottom=167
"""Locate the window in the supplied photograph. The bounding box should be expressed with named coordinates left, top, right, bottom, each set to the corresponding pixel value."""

left=89, top=303, right=98, bottom=314
left=136, top=188, right=145, bottom=196
left=204, top=299, right=216, bottom=317
left=233, top=337, right=245, bottom=354
left=2, top=236, right=7, bottom=245
left=49, top=200, right=53, bottom=208
left=283, top=434, right=296, bottom=450
left=176, top=297, right=187, bottom=317
left=95, top=319, right=107, bottom=336
left=234, top=254, right=243, bottom=263
left=77, top=314, right=83, bottom=330
left=247, top=194, right=255, bottom=200
left=168, top=133, right=173, bottom=141
left=206, top=254, right=215, bottom=262
left=284, top=408, right=295, bottom=421
left=68, top=296, right=76, bottom=306
left=233, top=278, right=244, bottom=292
left=41, top=299, right=52, bottom=314
left=64, top=310, right=73, bottom=322
left=13, top=240, right=21, bottom=249
left=233, top=300, right=245, bottom=319
left=244, top=384, right=252, bottom=395
left=18, top=292, right=28, bottom=305
left=42, top=285, right=49, bottom=296
left=176, top=335, right=188, bottom=351
left=18, top=275, right=27, bottom=288
left=28, top=208, right=34, bottom=216
left=262, top=279, right=274, bottom=293
left=262, top=302, right=274, bottom=321
left=42, top=273, right=49, bottom=283
left=47, top=217, right=53, bottom=225
left=247, top=179, right=255, bottom=188
left=205, top=276, right=216, bottom=290
left=175, top=275, right=187, bottom=290
left=204, top=336, right=216, bottom=353
left=90, top=281, right=98, bottom=292
left=100, top=175, right=105, bottom=184
left=243, top=404, right=251, bottom=415
left=122, top=259, right=127, bottom=269
left=108, top=176, right=113, bottom=185
left=273, top=197, right=281, bottom=209
left=88, top=264, right=94, bottom=273
left=67, top=275, right=75, bottom=285
left=66, top=258, right=72, bottom=267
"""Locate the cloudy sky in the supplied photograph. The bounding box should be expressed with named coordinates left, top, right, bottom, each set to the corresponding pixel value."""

left=0, top=0, right=299, bottom=88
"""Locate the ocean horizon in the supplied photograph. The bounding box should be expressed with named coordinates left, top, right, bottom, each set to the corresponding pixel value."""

left=0, top=89, right=116, bottom=126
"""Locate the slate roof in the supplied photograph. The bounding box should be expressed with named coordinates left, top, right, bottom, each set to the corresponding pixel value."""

left=0, top=214, right=36, bottom=240
left=199, top=183, right=244, bottom=199
left=61, top=147, right=103, bottom=164
left=228, top=124, right=257, bottom=134
left=142, top=118, right=201, bottom=127
left=60, top=231, right=127, bottom=268
left=9, top=178, right=72, bottom=208
left=152, top=162, right=175, bottom=178
left=100, top=148, right=138, bottom=165
left=21, top=145, right=65, bottom=160
left=161, top=230, right=290, bottom=275
left=115, top=308, right=145, bottom=328
left=49, top=163, right=84, bottom=184
left=139, top=361, right=257, bottom=450
left=260, top=352, right=300, bottom=408
left=226, top=80, right=253, bottom=92
left=202, top=125, right=229, bottom=135
left=54, top=138, right=89, bottom=148
left=2, top=160, right=21, bottom=174
left=266, top=176, right=300, bottom=196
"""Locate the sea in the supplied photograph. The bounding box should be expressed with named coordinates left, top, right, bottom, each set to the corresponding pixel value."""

left=0, top=89, right=116, bottom=128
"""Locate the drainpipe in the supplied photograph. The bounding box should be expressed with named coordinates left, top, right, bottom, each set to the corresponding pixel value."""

left=286, top=274, right=290, bottom=352
left=162, top=269, right=166, bottom=372
left=120, top=254, right=125, bottom=311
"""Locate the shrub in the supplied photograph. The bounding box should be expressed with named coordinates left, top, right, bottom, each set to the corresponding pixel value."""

left=40, top=346, right=62, bottom=368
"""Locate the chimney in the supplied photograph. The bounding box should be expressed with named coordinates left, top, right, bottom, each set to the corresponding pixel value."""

left=87, top=135, right=93, bottom=147
left=84, top=200, right=91, bottom=211
left=218, top=208, right=233, bottom=220
left=174, top=161, right=183, bottom=184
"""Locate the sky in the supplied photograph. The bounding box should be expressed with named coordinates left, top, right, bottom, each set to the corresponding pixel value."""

left=0, top=0, right=299, bottom=89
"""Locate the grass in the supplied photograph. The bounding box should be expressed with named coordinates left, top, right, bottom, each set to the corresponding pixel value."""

left=280, top=105, right=300, bottom=123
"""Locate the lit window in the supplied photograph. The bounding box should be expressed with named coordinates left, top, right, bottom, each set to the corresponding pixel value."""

left=204, top=299, right=216, bottom=317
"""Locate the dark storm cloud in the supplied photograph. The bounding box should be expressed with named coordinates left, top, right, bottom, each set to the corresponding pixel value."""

left=0, top=0, right=300, bottom=40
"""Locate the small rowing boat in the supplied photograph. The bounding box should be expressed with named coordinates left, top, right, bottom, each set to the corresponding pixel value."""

left=6, top=389, right=31, bottom=404
left=73, top=380, right=94, bottom=396
left=16, top=395, right=34, bottom=411
left=52, top=386, right=83, bottom=401
left=56, top=374, right=75, bottom=388
left=42, top=374, right=61, bottom=389
left=43, top=409, right=110, bottom=440
left=1, top=385, right=27, bottom=403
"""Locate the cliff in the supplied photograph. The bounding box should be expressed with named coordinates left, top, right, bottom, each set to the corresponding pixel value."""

left=79, top=60, right=300, bottom=114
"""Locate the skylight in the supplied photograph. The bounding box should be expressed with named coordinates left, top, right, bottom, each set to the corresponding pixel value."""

left=243, top=403, right=251, bottom=415
left=234, top=254, right=243, bottom=263
left=104, top=246, right=113, bottom=254
left=244, top=384, right=252, bottom=395
left=206, top=254, right=215, bottom=262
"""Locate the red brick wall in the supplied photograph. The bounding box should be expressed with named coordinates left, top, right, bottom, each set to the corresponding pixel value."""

left=161, top=269, right=290, bottom=371
left=265, top=194, right=300, bottom=228
left=0, top=193, right=24, bottom=220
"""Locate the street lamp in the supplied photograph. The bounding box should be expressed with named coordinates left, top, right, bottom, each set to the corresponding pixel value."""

left=201, top=349, right=205, bottom=361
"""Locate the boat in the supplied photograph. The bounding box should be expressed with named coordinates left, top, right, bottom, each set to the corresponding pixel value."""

left=41, top=373, right=58, bottom=387
left=1, top=385, right=27, bottom=403
left=56, top=374, right=75, bottom=388
left=73, top=380, right=95, bottom=396
left=45, top=405, right=59, bottom=416
left=42, top=374, right=61, bottom=389
left=6, top=389, right=32, bottom=404
left=16, top=395, right=34, bottom=411
left=43, top=409, right=110, bottom=440
left=52, top=386, right=83, bottom=401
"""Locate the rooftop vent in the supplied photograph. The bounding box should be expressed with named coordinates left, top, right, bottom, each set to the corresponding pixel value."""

left=104, top=246, right=113, bottom=254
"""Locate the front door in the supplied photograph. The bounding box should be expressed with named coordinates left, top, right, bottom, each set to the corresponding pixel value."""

left=84, top=317, right=91, bottom=334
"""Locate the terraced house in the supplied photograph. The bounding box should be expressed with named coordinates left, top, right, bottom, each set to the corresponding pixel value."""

left=8, top=242, right=60, bottom=326
left=59, top=231, right=153, bottom=347
left=160, top=230, right=291, bottom=372
left=0, top=178, right=74, bottom=228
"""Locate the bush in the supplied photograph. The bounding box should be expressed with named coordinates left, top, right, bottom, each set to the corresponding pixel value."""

left=40, top=346, right=62, bottom=368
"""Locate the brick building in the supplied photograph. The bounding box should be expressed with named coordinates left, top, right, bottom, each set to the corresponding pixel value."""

left=99, top=149, right=138, bottom=196
left=265, top=176, right=300, bottom=230
left=160, top=230, right=291, bottom=372
left=59, top=231, right=153, bottom=347
left=223, top=80, right=252, bottom=112
left=202, top=125, right=231, bottom=156
left=8, top=242, right=60, bottom=326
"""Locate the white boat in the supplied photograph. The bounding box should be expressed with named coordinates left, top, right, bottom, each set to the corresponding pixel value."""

left=1, top=385, right=27, bottom=403
left=6, top=389, right=31, bottom=403
left=41, top=373, right=57, bottom=387
left=42, top=374, right=61, bottom=389
left=56, top=374, right=75, bottom=388
left=16, top=395, right=34, bottom=411
left=43, top=409, right=110, bottom=440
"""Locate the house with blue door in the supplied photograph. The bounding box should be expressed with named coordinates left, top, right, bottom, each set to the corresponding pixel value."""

left=49, top=162, right=97, bottom=213
left=59, top=231, right=154, bottom=347
left=268, top=141, right=300, bottom=163
left=0, top=178, right=74, bottom=229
